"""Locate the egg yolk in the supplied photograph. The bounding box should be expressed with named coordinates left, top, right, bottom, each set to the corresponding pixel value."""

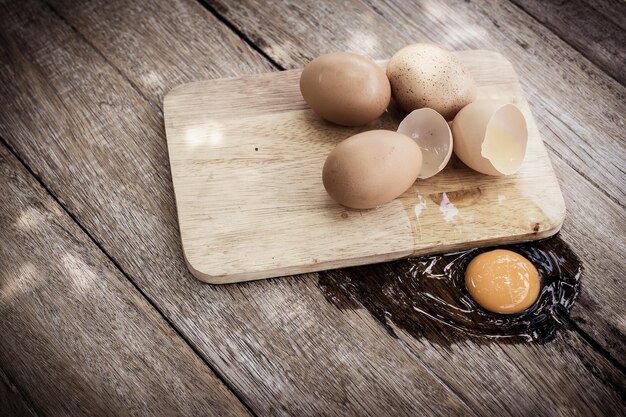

left=465, top=249, right=540, bottom=314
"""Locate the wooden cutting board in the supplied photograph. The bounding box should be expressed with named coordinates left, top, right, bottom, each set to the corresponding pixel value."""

left=163, top=50, right=565, bottom=284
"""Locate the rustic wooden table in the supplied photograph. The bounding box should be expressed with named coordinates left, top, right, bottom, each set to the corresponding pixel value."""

left=1, top=0, right=624, bottom=416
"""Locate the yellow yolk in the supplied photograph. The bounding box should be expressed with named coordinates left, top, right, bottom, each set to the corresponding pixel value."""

left=465, top=249, right=540, bottom=314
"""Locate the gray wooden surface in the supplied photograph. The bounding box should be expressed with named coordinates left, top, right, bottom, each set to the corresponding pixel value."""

left=0, top=370, right=37, bottom=417
left=511, top=0, right=626, bottom=86
left=0, top=0, right=624, bottom=416
left=0, top=146, right=250, bottom=416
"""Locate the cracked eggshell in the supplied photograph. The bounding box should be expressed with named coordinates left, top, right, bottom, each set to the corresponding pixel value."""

left=397, top=108, right=452, bottom=179
left=451, top=101, right=528, bottom=176
left=386, top=43, right=477, bottom=120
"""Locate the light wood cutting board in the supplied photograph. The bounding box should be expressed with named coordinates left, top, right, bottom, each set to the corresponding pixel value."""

left=163, top=50, right=565, bottom=284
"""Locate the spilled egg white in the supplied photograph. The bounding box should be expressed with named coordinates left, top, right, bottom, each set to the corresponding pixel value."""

left=397, top=108, right=453, bottom=179
left=451, top=101, right=528, bottom=176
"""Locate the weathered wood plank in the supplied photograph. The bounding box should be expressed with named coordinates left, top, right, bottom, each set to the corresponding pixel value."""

left=2, top=0, right=624, bottom=415
left=204, top=0, right=626, bottom=362
left=549, top=155, right=626, bottom=360
left=0, top=1, right=477, bottom=416
left=0, top=144, right=251, bottom=416
left=0, top=370, right=38, bottom=417
left=46, top=0, right=275, bottom=103
left=511, top=0, right=626, bottom=85
left=583, top=0, right=626, bottom=30
left=205, top=0, right=625, bottom=204
left=322, top=260, right=626, bottom=416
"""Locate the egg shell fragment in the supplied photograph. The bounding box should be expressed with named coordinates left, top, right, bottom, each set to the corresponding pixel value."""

left=300, top=52, right=391, bottom=126
left=323, top=130, right=422, bottom=209
left=451, top=101, right=528, bottom=176
left=397, top=108, right=453, bottom=179
left=386, top=44, right=477, bottom=120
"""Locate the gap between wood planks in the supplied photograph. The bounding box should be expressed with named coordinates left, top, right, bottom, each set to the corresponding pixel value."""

left=2, top=0, right=622, bottom=413
left=27, top=0, right=623, bottom=391
left=510, top=0, right=626, bottom=87
left=569, top=319, right=626, bottom=375
left=3, top=1, right=478, bottom=415
left=0, top=133, right=258, bottom=417
left=27, top=2, right=264, bottom=413
left=505, top=0, right=625, bottom=210
left=0, top=365, right=40, bottom=417
left=197, top=0, right=285, bottom=71
left=191, top=0, right=626, bottom=370
left=201, top=0, right=626, bottom=212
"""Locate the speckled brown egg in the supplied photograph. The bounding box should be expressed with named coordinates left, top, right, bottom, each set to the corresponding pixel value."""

left=386, top=44, right=477, bottom=120
left=322, top=130, right=422, bottom=209
left=300, top=52, right=391, bottom=126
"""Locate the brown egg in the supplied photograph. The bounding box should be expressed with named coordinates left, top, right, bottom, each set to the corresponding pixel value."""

left=465, top=249, right=540, bottom=314
left=323, top=130, right=422, bottom=209
left=386, top=43, right=476, bottom=120
left=300, top=52, right=391, bottom=126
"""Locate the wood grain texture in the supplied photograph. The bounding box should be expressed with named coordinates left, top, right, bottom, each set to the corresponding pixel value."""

left=206, top=0, right=626, bottom=204
left=0, top=1, right=476, bottom=415
left=205, top=0, right=626, bottom=362
left=1, top=0, right=624, bottom=415
left=164, top=52, right=565, bottom=283
left=0, top=369, right=38, bottom=417
left=0, top=145, right=250, bottom=416
left=320, top=260, right=626, bottom=417
left=46, top=0, right=274, bottom=103
left=511, top=0, right=626, bottom=85
left=582, top=0, right=626, bottom=30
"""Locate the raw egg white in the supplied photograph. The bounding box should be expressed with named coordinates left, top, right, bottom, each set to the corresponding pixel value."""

left=465, top=249, right=540, bottom=314
left=397, top=108, right=453, bottom=179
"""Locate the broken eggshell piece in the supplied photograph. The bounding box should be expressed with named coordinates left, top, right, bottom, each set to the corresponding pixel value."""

left=397, top=108, right=453, bottom=179
left=451, top=101, right=528, bottom=176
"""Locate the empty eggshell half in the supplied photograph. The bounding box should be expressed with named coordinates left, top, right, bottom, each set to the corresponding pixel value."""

left=397, top=108, right=453, bottom=179
left=451, top=101, right=528, bottom=176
